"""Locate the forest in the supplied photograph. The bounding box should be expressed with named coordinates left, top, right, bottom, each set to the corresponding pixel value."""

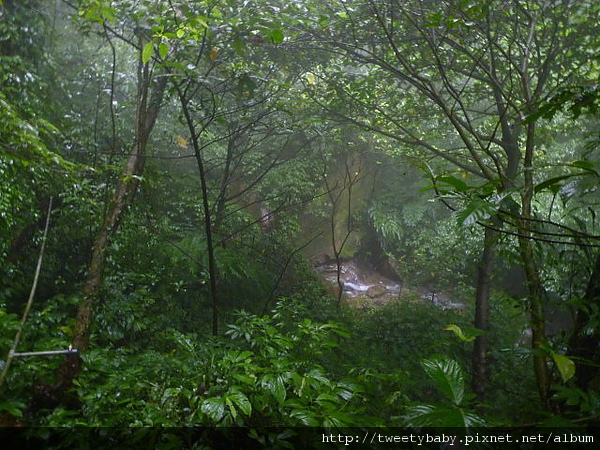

left=1, top=0, right=599, bottom=446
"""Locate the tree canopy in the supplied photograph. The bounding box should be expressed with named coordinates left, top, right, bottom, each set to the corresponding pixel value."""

left=1, top=0, right=599, bottom=438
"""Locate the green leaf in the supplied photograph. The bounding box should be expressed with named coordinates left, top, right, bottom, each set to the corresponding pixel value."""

left=421, top=357, right=464, bottom=405
left=158, top=43, right=169, bottom=59
left=328, top=322, right=350, bottom=338
left=426, top=12, right=443, bottom=27
left=335, top=381, right=359, bottom=401
left=437, top=175, right=469, bottom=192
left=232, top=37, right=245, bottom=54
left=444, top=324, right=480, bottom=342
left=100, top=6, right=116, bottom=23
left=200, top=397, right=225, bottom=422
left=289, top=408, right=319, bottom=426
left=0, top=400, right=26, bottom=417
left=233, top=373, right=256, bottom=385
left=552, top=353, right=576, bottom=383
left=322, top=411, right=353, bottom=427
left=228, top=388, right=252, bottom=416
left=570, top=160, right=595, bottom=171
left=456, top=198, right=496, bottom=226
left=237, top=350, right=254, bottom=360
left=305, top=72, right=316, bottom=85
left=315, top=393, right=339, bottom=410
left=269, top=29, right=284, bottom=44
left=404, top=404, right=485, bottom=427
left=261, top=374, right=287, bottom=405
left=142, top=42, right=154, bottom=64
left=192, top=15, right=209, bottom=29
left=225, top=396, right=237, bottom=421
left=569, top=160, right=599, bottom=176
left=535, top=174, right=577, bottom=194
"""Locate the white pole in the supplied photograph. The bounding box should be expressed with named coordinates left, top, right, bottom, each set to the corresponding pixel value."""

left=11, top=349, right=79, bottom=357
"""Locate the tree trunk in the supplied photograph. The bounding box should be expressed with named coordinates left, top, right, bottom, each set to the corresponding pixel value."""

left=176, top=86, right=220, bottom=336
left=519, top=124, right=551, bottom=408
left=519, top=232, right=550, bottom=408
left=57, top=50, right=167, bottom=386
left=472, top=227, right=497, bottom=403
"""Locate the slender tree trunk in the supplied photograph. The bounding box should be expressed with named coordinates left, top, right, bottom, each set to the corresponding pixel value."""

left=322, top=167, right=345, bottom=305
left=325, top=153, right=364, bottom=306
left=329, top=181, right=351, bottom=306
left=519, top=231, right=549, bottom=408
left=72, top=150, right=145, bottom=353
left=58, top=48, right=167, bottom=388
left=214, top=132, right=236, bottom=232
left=472, top=227, right=497, bottom=403
left=331, top=190, right=345, bottom=305
left=520, top=122, right=550, bottom=409
left=176, top=88, right=220, bottom=336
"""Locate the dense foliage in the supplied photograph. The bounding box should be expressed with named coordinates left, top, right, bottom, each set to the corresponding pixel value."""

left=1, top=0, right=599, bottom=439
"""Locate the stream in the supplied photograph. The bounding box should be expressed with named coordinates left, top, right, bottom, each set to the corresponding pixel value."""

left=315, top=258, right=466, bottom=309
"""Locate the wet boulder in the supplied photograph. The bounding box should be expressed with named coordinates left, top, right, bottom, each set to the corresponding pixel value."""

left=366, top=284, right=388, bottom=298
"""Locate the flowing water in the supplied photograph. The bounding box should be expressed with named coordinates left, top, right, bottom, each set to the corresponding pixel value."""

left=315, top=258, right=465, bottom=309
